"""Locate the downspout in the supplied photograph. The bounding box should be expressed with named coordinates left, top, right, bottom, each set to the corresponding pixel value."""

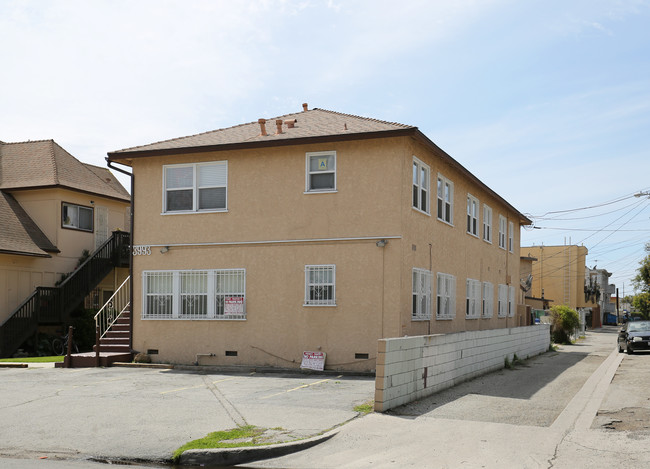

left=106, top=158, right=134, bottom=351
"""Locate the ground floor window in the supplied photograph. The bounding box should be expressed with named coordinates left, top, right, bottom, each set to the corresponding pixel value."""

left=466, top=278, right=481, bottom=319
left=437, top=273, right=456, bottom=319
left=412, top=268, right=433, bottom=320
left=498, top=284, right=508, bottom=318
left=482, top=281, right=494, bottom=318
left=508, top=285, right=516, bottom=317
left=142, top=269, right=245, bottom=319
left=304, top=265, right=336, bottom=306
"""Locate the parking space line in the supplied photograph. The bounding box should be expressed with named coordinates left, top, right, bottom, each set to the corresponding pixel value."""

left=260, top=375, right=342, bottom=400
left=160, top=376, right=237, bottom=395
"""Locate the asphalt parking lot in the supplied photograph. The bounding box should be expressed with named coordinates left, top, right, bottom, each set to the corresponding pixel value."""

left=0, top=365, right=374, bottom=465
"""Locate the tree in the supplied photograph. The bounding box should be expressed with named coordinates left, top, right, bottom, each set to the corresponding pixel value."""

left=550, top=305, right=581, bottom=344
left=632, top=293, right=650, bottom=320
left=633, top=243, right=650, bottom=293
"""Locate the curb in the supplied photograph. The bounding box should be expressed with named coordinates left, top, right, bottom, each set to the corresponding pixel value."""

left=0, top=363, right=28, bottom=368
left=179, top=428, right=339, bottom=467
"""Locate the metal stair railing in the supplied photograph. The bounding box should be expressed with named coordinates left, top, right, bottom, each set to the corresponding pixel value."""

left=94, top=275, right=130, bottom=341
left=0, top=231, right=130, bottom=358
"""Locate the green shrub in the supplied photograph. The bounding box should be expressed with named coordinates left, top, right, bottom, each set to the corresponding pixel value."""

left=550, top=305, right=580, bottom=344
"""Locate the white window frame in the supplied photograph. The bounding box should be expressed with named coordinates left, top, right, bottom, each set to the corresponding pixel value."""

left=467, top=194, right=479, bottom=237
left=304, top=265, right=336, bottom=306
left=412, top=157, right=430, bottom=215
left=498, top=284, right=508, bottom=317
left=305, top=151, right=336, bottom=193
left=483, top=205, right=492, bottom=243
left=163, top=161, right=228, bottom=213
left=437, top=174, right=454, bottom=225
left=466, top=278, right=481, bottom=319
left=436, top=272, right=456, bottom=320
left=482, top=281, right=494, bottom=318
left=508, top=221, right=515, bottom=253
left=62, top=202, right=94, bottom=232
left=498, top=215, right=507, bottom=250
left=142, top=269, right=246, bottom=320
left=508, top=285, right=516, bottom=317
left=412, top=268, right=433, bottom=320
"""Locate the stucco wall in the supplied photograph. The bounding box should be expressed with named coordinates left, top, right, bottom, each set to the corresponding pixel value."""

left=1, top=188, right=130, bottom=322
left=374, top=324, right=551, bottom=412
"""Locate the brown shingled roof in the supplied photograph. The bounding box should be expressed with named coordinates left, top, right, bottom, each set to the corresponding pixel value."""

left=109, top=107, right=415, bottom=157
left=0, top=140, right=129, bottom=201
left=0, top=191, right=58, bottom=257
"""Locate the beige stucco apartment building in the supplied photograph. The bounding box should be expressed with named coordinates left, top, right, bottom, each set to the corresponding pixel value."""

left=108, top=105, right=531, bottom=372
left=0, top=139, right=130, bottom=356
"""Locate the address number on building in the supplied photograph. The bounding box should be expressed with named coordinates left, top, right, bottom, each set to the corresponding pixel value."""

left=133, top=245, right=152, bottom=256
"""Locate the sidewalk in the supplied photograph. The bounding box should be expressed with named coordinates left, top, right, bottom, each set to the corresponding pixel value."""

left=250, top=327, right=650, bottom=469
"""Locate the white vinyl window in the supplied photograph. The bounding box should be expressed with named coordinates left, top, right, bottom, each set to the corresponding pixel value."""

left=305, top=265, right=336, bottom=306
left=483, top=205, right=492, bottom=243
left=306, top=151, right=336, bottom=192
left=467, top=194, right=479, bottom=237
left=508, top=285, right=516, bottom=317
left=143, top=269, right=245, bottom=319
left=466, top=278, right=481, bottom=319
left=498, top=284, right=508, bottom=317
left=412, top=157, right=430, bottom=214
left=498, top=215, right=507, bottom=250
left=482, top=281, right=494, bottom=318
left=62, top=202, right=93, bottom=232
left=508, top=221, right=515, bottom=253
left=412, top=268, right=433, bottom=320
left=437, top=175, right=454, bottom=225
left=164, top=161, right=227, bottom=213
left=436, top=273, right=456, bottom=319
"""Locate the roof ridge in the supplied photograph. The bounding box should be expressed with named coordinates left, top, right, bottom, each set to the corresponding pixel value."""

left=46, top=140, right=59, bottom=185
left=312, top=108, right=413, bottom=129
left=1, top=138, right=56, bottom=145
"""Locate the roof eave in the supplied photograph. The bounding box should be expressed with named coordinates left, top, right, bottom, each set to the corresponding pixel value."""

left=0, top=249, right=52, bottom=258
left=107, top=128, right=418, bottom=165
left=411, top=130, right=532, bottom=225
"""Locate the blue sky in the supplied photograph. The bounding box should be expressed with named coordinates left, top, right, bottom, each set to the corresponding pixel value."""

left=1, top=0, right=649, bottom=295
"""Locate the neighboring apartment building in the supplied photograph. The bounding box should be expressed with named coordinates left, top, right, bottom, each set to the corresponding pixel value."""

left=523, top=244, right=590, bottom=318
left=585, top=267, right=616, bottom=326
left=107, top=105, right=531, bottom=372
left=0, top=139, right=131, bottom=356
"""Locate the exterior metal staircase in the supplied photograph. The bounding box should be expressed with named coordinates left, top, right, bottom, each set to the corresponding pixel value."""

left=0, top=231, right=130, bottom=358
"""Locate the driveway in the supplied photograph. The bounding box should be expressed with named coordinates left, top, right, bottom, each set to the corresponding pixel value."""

left=251, top=327, right=650, bottom=469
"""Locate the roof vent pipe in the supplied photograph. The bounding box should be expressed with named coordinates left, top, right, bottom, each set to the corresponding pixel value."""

left=302, top=103, right=308, bottom=111
left=284, top=119, right=297, bottom=129
left=275, top=119, right=283, bottom=135
left=258, top=119, right=267, bottom=136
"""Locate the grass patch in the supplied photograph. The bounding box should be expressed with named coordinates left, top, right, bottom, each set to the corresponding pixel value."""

left=0, top=356, right=63, bottom=363
left=354, top=401, right=374, bottom=415
left=173, top=425, right=268, bottom=462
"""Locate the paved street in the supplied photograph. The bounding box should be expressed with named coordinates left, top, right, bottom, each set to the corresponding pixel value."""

left=2, top=327, right=649, bottom=468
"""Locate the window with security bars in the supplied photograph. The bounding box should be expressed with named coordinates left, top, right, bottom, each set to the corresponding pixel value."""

left=412, top=268, right=432, bottom=320
left=498, top=284, right=508, bottom=317
left=482, top=281, right=494, bottom=318
left=305, top=265, right=336, bottom=306
left=164, top=161, right=227, bottom=213
left=508, top=285, right=516, bottom=317
left=142, top=269, right=245, bottom=319
left=466, top=278, right=481, bottom=318
left=437, top=272, right=456, bottom=319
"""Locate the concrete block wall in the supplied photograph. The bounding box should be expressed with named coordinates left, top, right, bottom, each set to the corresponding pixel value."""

left=374, top=324, right=551, bottom=412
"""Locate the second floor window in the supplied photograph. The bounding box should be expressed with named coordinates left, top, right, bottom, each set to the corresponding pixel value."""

left=467, top=194, right=479, bottom=237
left=509, top=221, right=515, bottom=253
left=412, top=157, right=430, bottom=214
left=306, top=151, right=336, bottom=192
left=62, top=202, right=93, bottom=232
left=164, top=161, right=227, bottom=213
left=483, top=205, right=492, bottom=243
left=437, top=175, right=453, bottom=225
left=499, top=215, right=507, bottom=249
